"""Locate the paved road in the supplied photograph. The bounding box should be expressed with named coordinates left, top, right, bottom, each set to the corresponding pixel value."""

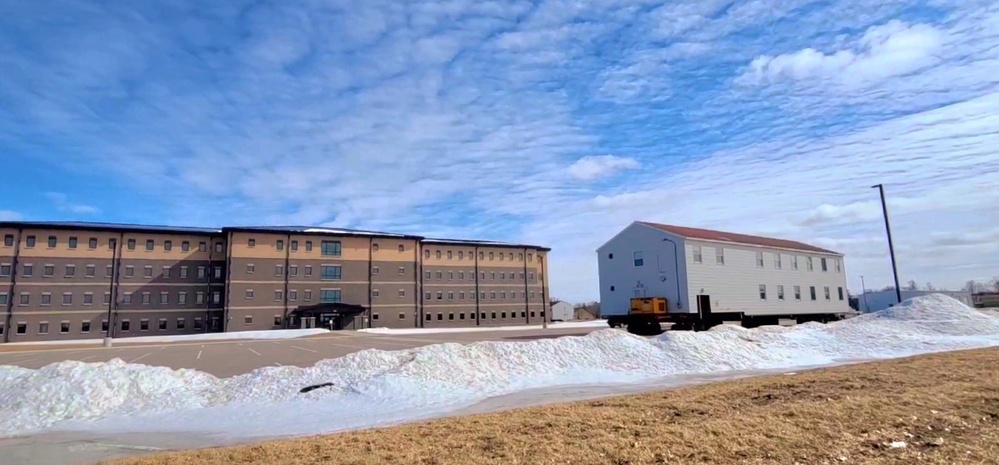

left=0, top=327, right=604, bottom=377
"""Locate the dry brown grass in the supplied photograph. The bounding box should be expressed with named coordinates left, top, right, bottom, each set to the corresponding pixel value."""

left=103, top=347, right=999, bottom=465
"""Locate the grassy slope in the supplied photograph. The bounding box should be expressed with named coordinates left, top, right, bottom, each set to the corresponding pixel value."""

left=104, top=347, right=999, bottom=465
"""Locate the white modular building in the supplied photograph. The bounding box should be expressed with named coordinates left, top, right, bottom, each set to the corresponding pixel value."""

left=550, top=301, right=575, bottom=321
left=597, top=221, right=852, bottom=320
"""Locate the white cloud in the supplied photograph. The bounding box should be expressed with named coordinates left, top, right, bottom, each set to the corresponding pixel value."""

left=0, top=210, right=22, bottom=221
left=568, top=155, right=641, bottom=181
left=740, top=20, right=945, bottom=87
left=44, top=193, right=99, bottom=215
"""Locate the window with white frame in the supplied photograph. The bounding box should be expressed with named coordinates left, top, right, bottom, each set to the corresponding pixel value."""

left=756, top=251, right=764, bottom=268
left=633, top=251, right=644, bottom=267
left=716, top=247, right=724, bottom=265
left=693, top=246, right=702, bottom=263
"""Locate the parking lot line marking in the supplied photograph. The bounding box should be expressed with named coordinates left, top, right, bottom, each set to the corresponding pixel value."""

left=79, top=356, right=96, bottom=361
left=275, top=362, right=284, bottom=366
left=130, top=353, right=152, bottom=363
left=197, top=350, right=203, bottom=360
left=247, top=347, right=262, bottom=356
left=12, top=358, right=37, bottom=364
left=290, top=345, right=318, bottom=353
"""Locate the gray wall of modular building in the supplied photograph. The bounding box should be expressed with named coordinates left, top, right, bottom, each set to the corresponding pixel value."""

left=1, top=224, right=551, bottom=342
left=1, top=227, right=226, bottom=343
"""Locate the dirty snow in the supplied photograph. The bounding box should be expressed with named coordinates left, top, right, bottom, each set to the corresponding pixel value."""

left=0, top=294, right=997, bottom=441
left=1, top=329, right=331, bottom=346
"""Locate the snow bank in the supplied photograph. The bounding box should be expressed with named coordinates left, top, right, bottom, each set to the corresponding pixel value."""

left=2, top=329, right=331, bottom=346
left=359, top=319, right=608, bottom=335
left=1, top=294, right=997, bottom=440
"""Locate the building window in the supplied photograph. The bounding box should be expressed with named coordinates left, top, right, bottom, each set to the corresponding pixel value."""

left=372, top=243, right=379, bottom=252
left=291, top=240, right=299, bottom=251
left=164, top=240, right=172, bottom=251
left=247, top=264, right=255, bottom=274
left=398, top=244, right=405, bottom=252
left=46, top=236, right=57, bottom=248
left=214, top=267, right=222, bottom=279
left=142, top=292, right=151, bottom=304
left=182, top=241, right=190, bottom=252
left=424, top=249, right=431, bottom=259
left=199, top=241, right=207, bottom=252
left=104, top=292, right=111, bottom=305
left=106, top=265, right=113, bottom=278
left=836, top=259, right=842, bottom=273
left=83, top=293, right=93, bottom=305
left=777, top=285, right=785, bottom=301
left=146, top=239, right=154, bottom=251
left=290, top=265, right=298, bottom=276
left=447, top=291, right=454, bottom=300
left=306, top=241, right=313, bottom=252
left=177, top=318, right=186, bottom=330
left=436, top=250, right=442, bottom=259
left=693, top=246, right=702, bottom=263
left=22, top=264, right=32, bottom=277
left=17, top=323, right=26, bottom=334
left=775, top=254, right=782, bottom=269
left=289, top=290, right=297, bottom=301
left=246, top=289, right=254, bottom=299
left=123, top=293, right=132, bottom=304
left=715, top=247, right=724, bottom=265
left=320, top=289, right=341, bottom=303
left=144, top=266, right=153, bottom=278
left=372, top=266, right=379, bottom=275
left=838, top=287, right=844, bottom=300
left=194, top=318, right=204, bottom=330
left=807, top=257, right=814, bottom=271
left=62, top=293, right=72, bottom=305
left=44, top=265, right=54, bottom=277
left=275, top=265, right=284, bottom=277
left=127, top=238, right=136, bottom=250
left=2, top=234, right=13, bottom=247
left=756, top=251, right=764, bottom=268
left=304, top=290, right=313, bottom=301
left=140, top=319, right=150, bottom=331
left=447, top=250, right=453, bottom=259
left=633, top=251, right=644, bottom=267
left=821, top=258, right=828, bottom=272
left=0, top=293, right=6, bottom=305
left=121, top=320, right=130, bottom=331
left=305, top=265, right=313, bottom=276
left=39, top=322, right=49, bottom=334
left=824, top=286, right=831, bottom=300
left=86, top=265, right=95, bottom=277
left=40, top=293, right=51, bottom=305
left=89, top=237, right=98, bottom=249
left=67, top=237, right=78, bottom=249
left=25, top=235, right=35, bottom=247
left=398, top=288, right=406, bottom=297
left=160, top=292, right=169, bottom=304
left=162, top=266, right=171, bottom=278
left=0, top=264, right=9, bottom=277
left=274, top=316, right=282, bottom=326
left=276, top=240, right=284, bottom=251
left=65, top=265, right=75, bottom=277
left=180, top=266, right=189, bottom=278
left=321, top=265, right=342, bottom=280
left=81, top=321, right=91, bottom=333
left=437, top=291, right=443, bottom=300
left=759, top=284, right=767, bottom=300
left=810, top=286, right=817, bottom=301
left=791, top=255, right=798, bottom=270
left=274, top=290, right=283, bottom=301
left=321, top=241, right=342, bottom=256
left=248, top=238, right=256, bottom=247
left=179, top=292, right=187, bottom=304
left=398, top=266, right=406, bottom=275
left=198, top=266, right=206, bottom=278
left=215, top=242, right=223, bottom=253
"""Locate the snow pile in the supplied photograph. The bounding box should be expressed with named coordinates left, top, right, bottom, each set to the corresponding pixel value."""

left=1, top=294, right=997, bottom=439
left=359, top=319, right=608, bottom=334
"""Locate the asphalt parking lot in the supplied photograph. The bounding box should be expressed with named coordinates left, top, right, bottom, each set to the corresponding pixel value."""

left=0, top=326, right=605, bottom=377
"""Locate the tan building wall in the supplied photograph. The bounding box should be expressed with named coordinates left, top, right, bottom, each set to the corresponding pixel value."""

left=2, top=223, right=550, bottom=341
left=2, top=226, right=225, bottom=343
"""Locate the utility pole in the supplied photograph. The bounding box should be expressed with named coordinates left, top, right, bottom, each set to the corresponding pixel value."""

left=872, top=184, right=902, bottom=305
left=860, top=275, right=869, bottom=312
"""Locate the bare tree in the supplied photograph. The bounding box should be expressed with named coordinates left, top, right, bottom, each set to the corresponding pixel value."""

left=965, top=280, right=978, bottom=293
left=906, top=280, right=918, bottom=291
left=991, top=277, right=999, bottom=293
left=925, top=282, right=935, bottom=291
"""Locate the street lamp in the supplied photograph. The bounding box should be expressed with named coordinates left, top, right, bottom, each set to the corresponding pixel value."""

left=872, top=184, right=902, bottom=305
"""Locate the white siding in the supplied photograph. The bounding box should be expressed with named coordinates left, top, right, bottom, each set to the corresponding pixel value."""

left=597, top=223, right=691, bottom=316
left=684, top=240, right=850, bottom=316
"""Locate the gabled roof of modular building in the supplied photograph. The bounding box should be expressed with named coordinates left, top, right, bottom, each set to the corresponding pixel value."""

left=637, top=221, right=841, bottom=255
left=221, top=225, right=424, bottom=240
left=0, top=221, right=222, bottom=236
left=421, top=237, right=551, bottom=251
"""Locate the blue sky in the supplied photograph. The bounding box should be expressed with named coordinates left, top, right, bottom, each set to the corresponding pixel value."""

left=2, top=0, right=998, bottom=302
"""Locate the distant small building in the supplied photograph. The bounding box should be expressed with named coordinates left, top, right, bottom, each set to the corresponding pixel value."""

left=574, top=307, right=597, bottom=320
left=551, top=301, right=574, bottom=321
left=858, top=289, right=973, bottom=313
left=973, top=292, right=999, bottom=309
